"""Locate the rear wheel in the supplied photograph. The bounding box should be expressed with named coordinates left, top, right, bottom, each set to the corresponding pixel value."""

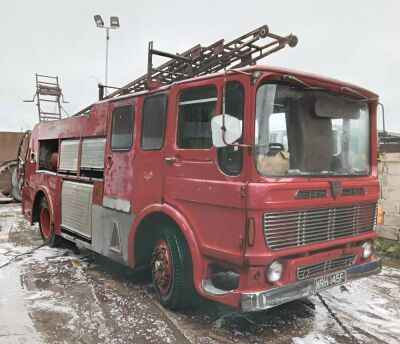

left=39, top=197, right=62, bottom=247
left=151, top=225, right=195, bottom=310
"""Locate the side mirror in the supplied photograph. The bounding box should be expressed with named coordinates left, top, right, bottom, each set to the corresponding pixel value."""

left=211, top=114, right=242, bottom=148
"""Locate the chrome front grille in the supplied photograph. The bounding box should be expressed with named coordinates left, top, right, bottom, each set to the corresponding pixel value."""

left=297, top=254, right=356, bottom=280
left=264, top=203, right=377, bottom=250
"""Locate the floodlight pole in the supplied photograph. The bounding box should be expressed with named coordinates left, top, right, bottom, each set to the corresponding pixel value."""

left=105, top=27, right=110, bottom=90
left=94, top=15, right=119, bottom=95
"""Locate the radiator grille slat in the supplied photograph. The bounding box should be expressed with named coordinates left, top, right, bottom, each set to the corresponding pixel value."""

left=81, top=137, right=106, bottom=170
left=297, top=255, right=356, bottom=280
left=264, top=203, right=377, bottom=250
left=61, top=181, right=93, bottom=239
left=59, top=139, right=79, bottom=172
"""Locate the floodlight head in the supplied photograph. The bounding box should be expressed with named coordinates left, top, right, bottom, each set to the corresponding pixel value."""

left=94, top=15, right=104, bottom=27
left=110, top=16, right=120, bottom=29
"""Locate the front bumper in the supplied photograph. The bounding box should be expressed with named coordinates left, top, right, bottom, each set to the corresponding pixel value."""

left=241, top=259, right=382, bottom=312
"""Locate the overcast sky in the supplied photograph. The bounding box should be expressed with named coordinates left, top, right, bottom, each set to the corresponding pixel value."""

left=0, top=0, right=399, bottom=132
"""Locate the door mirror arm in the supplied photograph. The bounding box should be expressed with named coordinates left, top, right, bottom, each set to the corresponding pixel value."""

left=213, top=69, right=252, bottom=151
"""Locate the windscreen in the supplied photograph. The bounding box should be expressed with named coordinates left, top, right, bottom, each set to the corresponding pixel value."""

left=255, top=83, right=370, bottom=177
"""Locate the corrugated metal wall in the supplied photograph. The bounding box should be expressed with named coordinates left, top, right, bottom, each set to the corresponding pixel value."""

left=378, top=153, right=400, bottom=242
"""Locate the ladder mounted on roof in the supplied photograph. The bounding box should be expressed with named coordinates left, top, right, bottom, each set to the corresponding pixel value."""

left=24, top=74, right=68, bottom=122
left=74, top=24, right=298, bottom=116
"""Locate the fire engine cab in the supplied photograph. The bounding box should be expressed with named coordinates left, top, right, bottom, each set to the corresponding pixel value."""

left=21, top=25, right=381, bottom=311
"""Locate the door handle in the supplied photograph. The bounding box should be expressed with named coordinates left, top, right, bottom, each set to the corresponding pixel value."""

left=165, top=157, right=177, bottom=165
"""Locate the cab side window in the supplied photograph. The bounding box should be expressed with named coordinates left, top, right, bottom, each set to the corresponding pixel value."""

left=217, top=81, right=245, bottom=175
left=141, top=94, right=168, bottom=150
left=177, top=86, right=217, bottom=149
left=111, top=105, right=134, bottom=151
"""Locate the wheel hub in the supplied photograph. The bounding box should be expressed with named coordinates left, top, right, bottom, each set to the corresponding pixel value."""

left=40, top=207, right=51, bottom=239
left=152, top=240, right=173, bottom=295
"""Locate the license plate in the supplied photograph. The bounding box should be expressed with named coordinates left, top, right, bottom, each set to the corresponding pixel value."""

left=314, top=270, right=347, bottom=292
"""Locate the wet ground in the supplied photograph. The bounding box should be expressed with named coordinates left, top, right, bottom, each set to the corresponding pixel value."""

left=0, top=203, right=399, bottom=344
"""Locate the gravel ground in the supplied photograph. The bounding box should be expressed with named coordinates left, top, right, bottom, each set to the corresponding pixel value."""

left=0, top=203, right=399, bottom=344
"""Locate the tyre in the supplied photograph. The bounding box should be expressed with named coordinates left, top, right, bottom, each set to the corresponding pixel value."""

left=151, top=225, right=195, bottom=310
left=11, top=169, right=22, bottom=202
left=11, top=185, right=22, bottom=202
left=39, top=197, right=62, bottom=247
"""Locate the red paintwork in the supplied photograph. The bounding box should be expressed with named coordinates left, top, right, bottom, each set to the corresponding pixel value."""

left=22, top=65, right=380, bottom=309
left=40, top=206, right=51, bottom=238
left=92, top=180, right=104, bottom=206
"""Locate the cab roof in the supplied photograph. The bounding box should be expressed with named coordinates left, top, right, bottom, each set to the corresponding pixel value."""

left=95, top=64, right=378, bottom=105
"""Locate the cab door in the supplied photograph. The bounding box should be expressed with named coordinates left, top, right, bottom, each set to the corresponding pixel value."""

left=163, top=77, right=249, bottom=266
left=103, top=98, right=136, bottom=212
left=132, top=93, right=169, bottom=211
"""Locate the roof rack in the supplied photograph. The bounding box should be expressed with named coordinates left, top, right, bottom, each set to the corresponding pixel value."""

left=74, top=24, right=297, bottom=116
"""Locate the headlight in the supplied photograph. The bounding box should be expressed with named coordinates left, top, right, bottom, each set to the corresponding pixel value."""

left=266, top=261, right=283, bottom=283
left=362, top=241, right=373, bottom=259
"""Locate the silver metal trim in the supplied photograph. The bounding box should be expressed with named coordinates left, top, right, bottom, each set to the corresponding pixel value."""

left=91, top=205, right=135, bottom=264
left=202, top=279, right=233, bottom=296
left=59, top=139, right=80, bottom=172
left=103, top=196, right=131, bottom=213
left=179, top=97, right=217, bottom=105
left=81, top=137, right=106, bottom=170
left=36, top=170, right=57, bottom=176
left=59, top=231, right=92, bottom=249
left=61, top=181, right=94, bottom=239
left=241, top=259, right=382, bottom=312
left=62, top=224, right=92, bottom=240
left=264, top=203, right=377, bottom=250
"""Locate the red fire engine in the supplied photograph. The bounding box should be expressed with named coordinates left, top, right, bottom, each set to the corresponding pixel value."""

left=21, top=25, right=381, bottom=311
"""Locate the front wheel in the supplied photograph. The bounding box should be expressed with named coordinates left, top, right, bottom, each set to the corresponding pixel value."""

left=151, top=225, right=195, bottom=310
left=39, top=197, right=62, bottom=247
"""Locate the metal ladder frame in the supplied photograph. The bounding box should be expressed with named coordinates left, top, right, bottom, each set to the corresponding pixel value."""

left=74, top=24, right=298, bottom=116
left=24, top=74, right=68, bottom=122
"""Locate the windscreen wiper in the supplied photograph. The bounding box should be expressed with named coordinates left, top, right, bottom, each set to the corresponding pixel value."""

left=340, top=86, right=372, bottom=101
left=282, top=75, right=324, bottom=90
left=286, top=169, right=311, bottom=175
left=321, top=170, right=367, bottom=176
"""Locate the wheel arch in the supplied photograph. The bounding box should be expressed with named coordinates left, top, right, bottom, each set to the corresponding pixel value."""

left=128, top=204, right=203, bottom=292
left=32, top=186, right=54, bottom=225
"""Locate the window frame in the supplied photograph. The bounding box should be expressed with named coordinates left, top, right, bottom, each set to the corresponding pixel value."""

left=110, top=104, right=135, bottom=152
left=254, top=80, right=371, bottom=178
left=141, top=93, right=168, bottom=151
left=176, top=85, right=218, bottom=150
left=217, top=80, right=245, bottom=176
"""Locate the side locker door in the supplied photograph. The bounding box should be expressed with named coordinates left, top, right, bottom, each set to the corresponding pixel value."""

left=92, top=98, right=136, bottom=264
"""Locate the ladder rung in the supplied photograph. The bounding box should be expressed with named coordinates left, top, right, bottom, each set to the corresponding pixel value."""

left=36, top=98, right=60, bottom=103
left=36, top=74, right=58, bottom=79
left=40, top=111, right=61, bottom=115
left=37, top=81, right=59, bottom=86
